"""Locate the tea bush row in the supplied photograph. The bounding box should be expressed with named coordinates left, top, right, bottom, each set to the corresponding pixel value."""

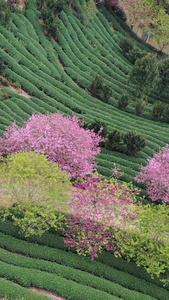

left=0, top=260, right=119, bottom=300
left=60, top=11, right=128, bottom=81
left=0, top=277, right=48, bottom=300
left=58, top=14, right=132, bottom=95
left=65, top=6, right=130, bottom=73
left=2, top=219, right=164, bottom=289
left=0, top=247, right=156, bottom=300
left=0, top=233, right=168, bottom=299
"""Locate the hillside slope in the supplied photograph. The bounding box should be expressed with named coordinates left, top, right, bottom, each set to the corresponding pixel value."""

left=0, top=0, right=169, bottom=186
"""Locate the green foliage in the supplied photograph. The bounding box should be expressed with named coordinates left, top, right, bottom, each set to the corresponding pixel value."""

left=123, top=131, right=146, bottom=155
left=118, top=94, right=129, bottom=111
left=37, top=0, right=69, bottom=39
left=116, top=203, right=169, bottom=285
left=0, top=277, right=48, bottom=300
left=152, top=101, right=167, bottom=121
left=0, top=152, right=72, bottom=236
left=127, top=47, right=147, bottom=64
left=0, top=58, right=6, bottom=75
left=129, top=54, right=159, bottom=97
left=107, top=130, right=122, bottom=151
left=0, top=0, right=11, bottom=28
left=135, top=98, right=147, bottom=116
left=156, top=58, right=169, bottom=96
left=0, top=247, right=157, bottom=300
left=0, top=90, right=11, bottom=101
left=83, top=118, right=107, bottom=138
left=0, top=231, right=168, bottom=299
left=119, top=39, right=147, bottom=64
left=119, top=39, right=133, bottom=56
left=90, top=75, right=112, bottom=103
left=0, top=219, right=168, bottom=289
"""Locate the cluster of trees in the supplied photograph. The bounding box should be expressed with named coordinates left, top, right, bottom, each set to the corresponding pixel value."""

left=0, top=112, right=168, bottom=284
left=107, top=129, right=146, bottom=155
left=120, top=40, right=169, bottom=99
left=116, top=0, right=169, bottom=51
left=83, top=119, right=146, bottom=155
left=118, top=41, right=169, bottom=120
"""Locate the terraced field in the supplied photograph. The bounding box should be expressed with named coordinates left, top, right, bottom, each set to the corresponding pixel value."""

left=0, top=0, right=169, bottom=186
left=0, top=219, right=168, bottom=299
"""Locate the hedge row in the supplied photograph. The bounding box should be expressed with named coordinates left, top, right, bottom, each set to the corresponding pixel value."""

left=0, top=247, right=157, bottom=300
left=0, top=219, right=166, bottom=289
left=0, top=233, right=168, bottom=299
left=58, top=12, right=131, bottom=95
left=0, top=260, right=120, bottom=300
left=0, top=278, right=48, bottom=300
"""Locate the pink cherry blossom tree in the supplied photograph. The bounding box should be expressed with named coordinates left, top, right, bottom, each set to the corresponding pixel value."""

left=0, top=113, right=103, bottom=177
left=63, top=174, right=140, bottom=259
left=135, top=145, right=169, bottom=203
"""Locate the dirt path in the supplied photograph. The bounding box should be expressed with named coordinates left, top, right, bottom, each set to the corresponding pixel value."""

left=29, top=287, right=66, bottom=300
left=7, top=86, right=32, bottom=99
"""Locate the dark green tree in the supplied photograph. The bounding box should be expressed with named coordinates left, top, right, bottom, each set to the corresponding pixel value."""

left=0, top=0, right=11, bottom=28
left=135, top=98, right=147, bottom=116
left=123, top=131, right=146, bottom=155
left=129, top=54, right=159, bottom=97
left=152, top=101, right=169, bottom=122
left=118, top=94, right=129, bottom=111
left=107, top=130, right=122, bottom=151
left=119, top=39, right=133, bottom=56
left=156, top=58, right=169, bottom=96
left=90, top=75, right=112, bottom=103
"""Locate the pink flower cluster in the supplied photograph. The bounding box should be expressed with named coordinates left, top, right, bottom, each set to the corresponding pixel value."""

left=135, top=146, right=169, bottom=203
left=63, top=175, right=140, bottom=259
left=0, top=113, right=103, bottom=177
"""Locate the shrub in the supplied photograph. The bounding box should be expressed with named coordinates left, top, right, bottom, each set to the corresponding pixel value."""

left=63, top=174, right=140, bottom=259
left=129, top=54, right=159, bottom=97
left=152, top=101, right=167, bottom=121
left=84, top=119, right=107, bottom=138
left=119, top=39, right=133, bottom=56
left=123, top=131, right=146, bottom=155
left=0, top=113, right=103, bottom=177
left=156, top=58, right=169, bottom=96
left=118, top=94, right=129, bottom=111
left=107, top=130, right=122, bottom=151
left=83, top=119, right=107, bottom=147
left=37, top=0, right=70, bottom=39
left=135, top=98, right=147, bottom=116
left=116, top=203, right=169, bottom=284
left=0, top=0, right=11, bottom=28
left=0, top=90, right=11, bottom=101
left=90, top=75, right=112, bottom=103
left=0, top=152, right=72, bottom=236
left=127, top=47, right=147, bottom=64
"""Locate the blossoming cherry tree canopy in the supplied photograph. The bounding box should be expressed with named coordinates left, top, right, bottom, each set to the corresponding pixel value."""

left=135, top=146, right=169, bottom=203
left=0, top=113, right=103, bottom=177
